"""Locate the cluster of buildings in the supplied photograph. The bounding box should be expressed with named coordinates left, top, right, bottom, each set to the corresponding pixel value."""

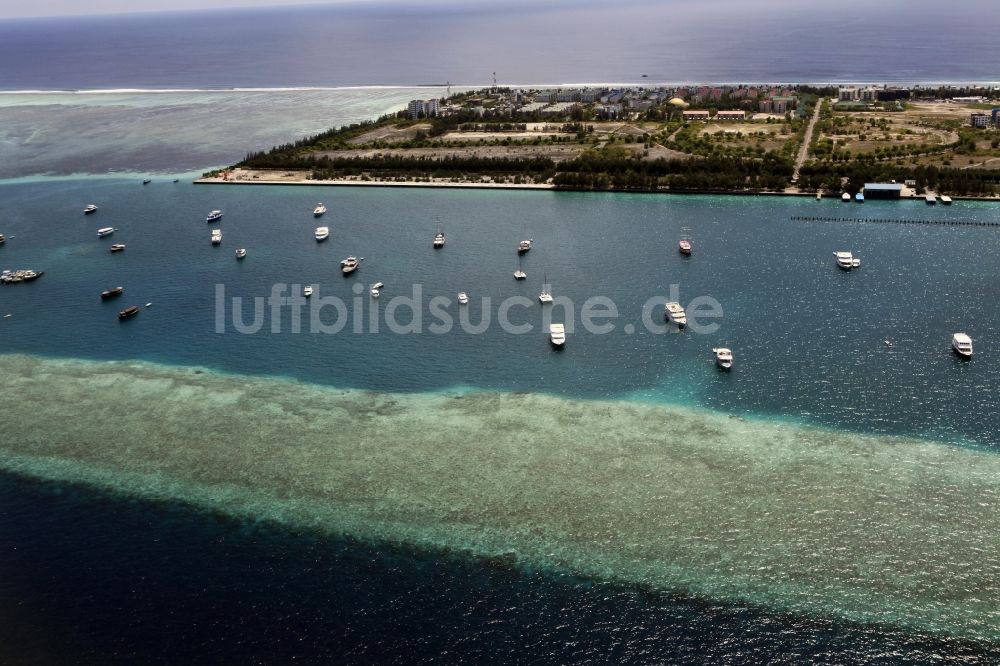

left=837, top=86, right=911, bottom=103
left=969, top=108, right=1000, bottom=128
left=407, top=84, right=805, bottom=122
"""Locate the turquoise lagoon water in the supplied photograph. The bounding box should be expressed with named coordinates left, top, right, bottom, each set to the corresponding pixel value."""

left=2, top=178, right=999, bottom=446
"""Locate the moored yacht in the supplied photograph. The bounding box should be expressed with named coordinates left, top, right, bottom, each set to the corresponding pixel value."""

left=538, top=274, right=553, bottom=303
left=855, top=192, right=865, bottom=203
left=236, top=248, right=247, bottom=259
left=303, top=285, right=314, bottom=297
left=457, top=291, right=469, bottom=305
left=940, top=195, right=953, bottom=205
left=1, top=269, right=43, bottom=284
left=110, top=244, right=126, bottom=253
left=211, top=229, right=222, bottom=245
left=371, top=281, right=384, bottom=298
left=97, top=227, right=115, bottom=237
left=142, top=179, right=151, bottom=185
left=84, top=204, right=98, bottom=214
left=925, top=194, right=937, bottom=205
left=549, top=323, right=566, bottom=347
left=833, top=251, right=860, bottom=270
left=433, top=231, right=446, bottom=248
left=118, top=305, right=140, bottom=319
left=518, top=239, right=533, bottom=254
left=206, top=210, right=223, bottom=223
left=340, top=256, right=360, bottom=274
left=952, top=333, right=973, bottom=358
left=842, top=192, right=851, bottom=202
left=314, top=203, right=327, bottom=217
left=679, top=227, right=692, bottom=255
left=315, top=226, right=329, bottom=241
left=665, top=301, right=687, bottom=327
left=0, top=234, right=5, bottom=245
left=712, top=347, right=734, bottom=370
left=101, top=286, right=124, bottom=300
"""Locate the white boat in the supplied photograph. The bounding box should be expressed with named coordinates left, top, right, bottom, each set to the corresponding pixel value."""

left=514, top=256, right=526, bottom=280
left=371, top=281, right=384, bottom=298
left=97, top=227, right=114, bottom=237
left=679, top=227, right=692, bottom=255
left=712, top=347, right=734, bottom=370
left=833, top=251, right=860, bottom=270
left=925, top=194, right=937, bottom=205
left=855, top=192, right=865, bottom=203
left=550, top=323, right=566, bottom=346
left=433, top=231, right=446, bottom=248
left=206, top=210, right=223, bottom=222
left=457, top=291, right=469, bottom=304
left=340, top=256, right=360, bottom=274
left=952, top=333, right=973, bottom=358
left=236, top=248, right=247, bottom=259
left=313, top=203, right=327, bottom=217
left=539, top=274, right=553, bottom=304
left=841, top=192, right=851, bottom=202
left=211, top=229, right=222, bottom=245
left=109, top=243, right=126, bottom=253
left=315, top=226, right=329, bottom=241
left=665, top=301, right=687, bottom=327
left=518, top=239, right=533, bottom=254
left=83, top=204, right=98, bottom=214
left=303, top=285, right=314, bottom=297
left=940, top=195, right=953, bottom=205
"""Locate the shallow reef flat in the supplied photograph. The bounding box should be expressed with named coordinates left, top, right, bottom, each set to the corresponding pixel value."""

left=2, top=353, right=999, bottom=640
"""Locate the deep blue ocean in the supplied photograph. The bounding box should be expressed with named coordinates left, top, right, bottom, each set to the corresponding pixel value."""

left=3, top=2, right=1000, bottom=663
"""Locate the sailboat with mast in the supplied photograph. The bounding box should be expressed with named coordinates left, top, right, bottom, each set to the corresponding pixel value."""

left=514, top=255, right=526, bottom=280
left=538, top=273, right=553, bottom=304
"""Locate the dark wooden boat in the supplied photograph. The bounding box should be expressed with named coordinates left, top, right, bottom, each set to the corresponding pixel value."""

left=102, top=287, right=124, bottom=300
left=118, top=305, right=139, bottom=320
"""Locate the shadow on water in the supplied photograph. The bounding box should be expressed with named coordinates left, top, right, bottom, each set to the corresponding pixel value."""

left=2, top=471, right=998, bottom=665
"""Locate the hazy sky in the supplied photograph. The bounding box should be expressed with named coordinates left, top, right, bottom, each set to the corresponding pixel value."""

left=0, top=0, right=362, bottom=19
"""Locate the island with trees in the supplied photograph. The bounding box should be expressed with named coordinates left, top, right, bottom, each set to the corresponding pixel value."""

left=200, top=83, right=1000, bottom=198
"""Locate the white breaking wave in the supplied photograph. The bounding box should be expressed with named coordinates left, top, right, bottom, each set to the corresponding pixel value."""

left=0, top=85, right=452, bottom=95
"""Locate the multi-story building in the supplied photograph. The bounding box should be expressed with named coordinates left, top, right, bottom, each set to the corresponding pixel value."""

left=970, top=112, right=989, bottom=128
left=407, top=98, right=439, bottom=119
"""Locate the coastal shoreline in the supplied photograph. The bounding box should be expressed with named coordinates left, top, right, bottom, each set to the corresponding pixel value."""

left=193, top=175, right=1000, bottom=201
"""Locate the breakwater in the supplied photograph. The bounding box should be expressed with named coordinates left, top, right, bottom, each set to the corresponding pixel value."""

left=791, top=215, right=1000, bottom=227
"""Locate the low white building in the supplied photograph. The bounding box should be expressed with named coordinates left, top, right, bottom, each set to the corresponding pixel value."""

left=716, top=110, right=746, bottom=121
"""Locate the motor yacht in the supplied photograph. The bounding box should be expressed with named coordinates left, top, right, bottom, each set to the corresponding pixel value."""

left=434, top=231, right=446, bottom=248
left=712, top=347, right=734, bottom=370
left=952, top=333, right=973, bottom=358
left=314, top=203, right=327, bottom=217
left=110, top=244, right=125, bottom=253
left=833, top=251, right=861, bottom=270
left=206, top=210, right=223, bottom=223
left=665, top=301, right=687, bottom=327
left=97, top=227, right=114, bottom=237
left=236, top=248, right=247, bottom=259
left=457, top=292, right=469, bottom=305
left=340, top=256, right=360, bottom=274
left=550, top=323, right=566, bottom=347
left=211, top=229, right=222, bottom=245
left=84, top=204, right=98, bottom=214
left=315, top=226, right=329, bottom=241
